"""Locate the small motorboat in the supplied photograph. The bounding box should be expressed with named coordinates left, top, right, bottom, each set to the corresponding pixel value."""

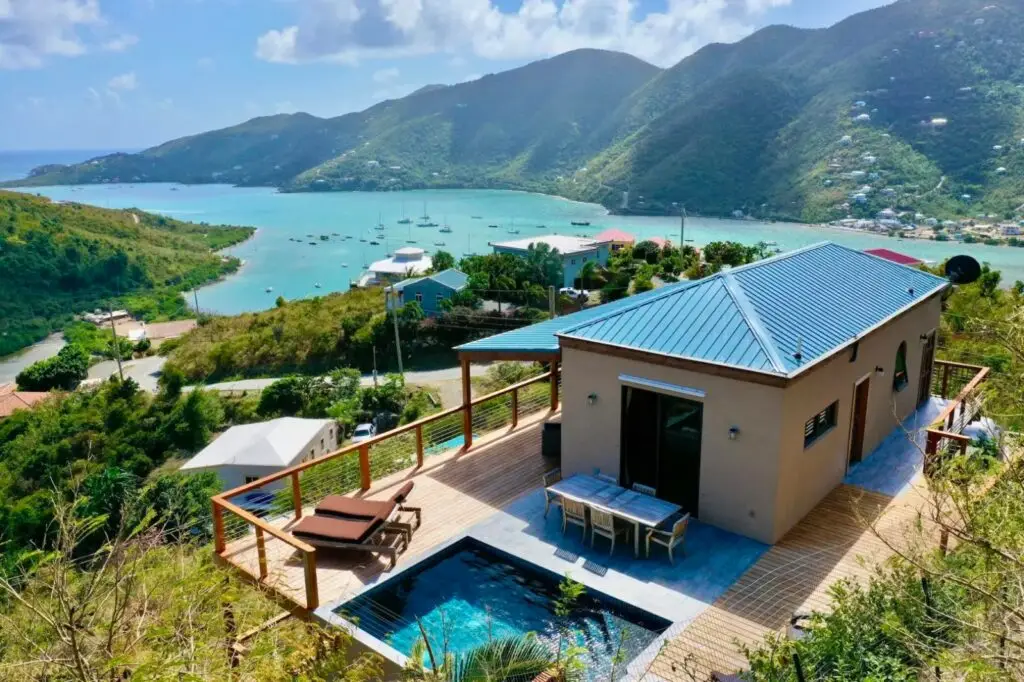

left=314, top=283, right=322, bottom=288
left=369, top=240, right=380, bottom=245
left=570, top=220, right=591, bottom=226
left=265, top=286, right=273, bottom=293
left=440, top=225, right=452, bottom=233
left=341, top=263, right=349, bottom=268
left=434, top=241, right=446, bottom=246
left=488, top=224, right=499, bottom=229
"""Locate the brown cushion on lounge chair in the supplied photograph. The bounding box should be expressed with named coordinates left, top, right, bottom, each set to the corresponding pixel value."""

left=392, top=481, right=414, bottom=503
left=316, top=496, right=396, bottom=521
left=292, top=515, right=382, bottom=544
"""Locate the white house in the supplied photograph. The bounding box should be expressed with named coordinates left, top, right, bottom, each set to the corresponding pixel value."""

left=181, top=418, right=337, bottom=491
left=359, top=247, right=433, bottom=287
left=490, top=235, right=612, bottom=288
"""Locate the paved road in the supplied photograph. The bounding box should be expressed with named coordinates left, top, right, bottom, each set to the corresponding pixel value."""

left=85, top=354, right=490, bottom=394
left=87, top=355, right=167, bottom=392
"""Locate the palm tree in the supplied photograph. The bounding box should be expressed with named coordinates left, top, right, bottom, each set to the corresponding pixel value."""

left=525, top=242, right=563, bottom=288
left=579, top=261, right=597, bottom=289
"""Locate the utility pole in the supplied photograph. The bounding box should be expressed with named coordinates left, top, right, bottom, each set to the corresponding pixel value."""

left=390, top=291, right=404, bottom=376
left=193, top=288, right=200, bottom=316
left=108, top=306, right=124, bottom=382
left=372, top=345, right=379, bottom=387
left=679, top=204, right=687, bottom=248
left=548, top=286, right=556, bottom=318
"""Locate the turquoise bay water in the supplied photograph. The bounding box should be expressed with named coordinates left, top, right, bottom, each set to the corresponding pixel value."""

left=22, top=183, right=1024, bottom=315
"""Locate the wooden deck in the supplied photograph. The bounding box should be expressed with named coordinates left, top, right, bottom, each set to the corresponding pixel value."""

left=220, top=411, right=553, bottom=610
left=645, top=483, right=929, bottom=681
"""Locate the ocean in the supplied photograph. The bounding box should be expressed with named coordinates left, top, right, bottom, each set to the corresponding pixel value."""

left=3, top=151, right=1021, bottom=314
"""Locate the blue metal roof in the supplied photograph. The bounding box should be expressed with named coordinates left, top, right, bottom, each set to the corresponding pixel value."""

left=455, top=281, right=692, bottom=355
left=559, top=242, right=948, bottom=376
left=390, top=268, right=468, bottom=293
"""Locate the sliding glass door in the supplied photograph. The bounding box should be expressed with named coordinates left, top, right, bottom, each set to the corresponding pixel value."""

left=620, top=386, right=703, bottom=516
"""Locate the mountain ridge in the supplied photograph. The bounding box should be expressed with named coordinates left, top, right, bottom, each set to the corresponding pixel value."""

left=8, top=0, right=1024, bottom=224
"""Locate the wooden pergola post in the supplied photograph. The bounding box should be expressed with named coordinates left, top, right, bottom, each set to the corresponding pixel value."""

left=549, top=354, right=560, bottom=411
left=461, top=355, right=473, bottom=449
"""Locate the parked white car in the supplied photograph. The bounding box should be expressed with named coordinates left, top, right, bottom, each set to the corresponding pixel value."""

left=351, top=423, right=376, bottom=443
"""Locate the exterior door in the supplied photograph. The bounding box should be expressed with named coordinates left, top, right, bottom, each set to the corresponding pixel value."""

left=620, top=387, right=703, bottom=517
left=849, top=378, right=870, bottom=466
left=918, top=331, right=936, bottom=406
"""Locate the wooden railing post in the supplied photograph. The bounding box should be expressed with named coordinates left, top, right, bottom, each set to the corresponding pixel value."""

left=291, top=471, right=303, bottom=520
left=359, top=444, right=371, bottom=490
left=511, top=387, right=519, bottom=429
left=461, top=357, right=473, bottom=450
left=303, top=550, right=319, bottom=610
left=415, top=424, right=424, bottom=468
left=925, top=431, right=940, bottom=457
left=213, top=500, right=226, bottom=554
left=549, top=358, right=560, bottom=411
left=941, top=362, right=950, bottom=399
left=255, top=526, right=268, bottom=581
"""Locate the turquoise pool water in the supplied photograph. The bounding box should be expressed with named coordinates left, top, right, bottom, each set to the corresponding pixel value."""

left=337, top=538, right=669, bottom=678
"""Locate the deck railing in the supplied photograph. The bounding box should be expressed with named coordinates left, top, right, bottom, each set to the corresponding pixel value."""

left=211, top=370, right=558, bottom=611
left=925, top=360, right=990, bottom=458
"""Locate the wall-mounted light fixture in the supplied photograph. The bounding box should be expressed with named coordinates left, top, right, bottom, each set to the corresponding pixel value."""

left=875, top=366, right=885, bottom=375
left=729, top=426, right=740, bottom=440
left=587, top=392, right=598, bottom=406
left=920, top=334, right=930, bottom=342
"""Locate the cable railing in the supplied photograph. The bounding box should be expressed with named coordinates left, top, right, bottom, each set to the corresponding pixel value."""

left=211, top=370, right=558, bottom=611
left=925, top=360, right=990, bottom=459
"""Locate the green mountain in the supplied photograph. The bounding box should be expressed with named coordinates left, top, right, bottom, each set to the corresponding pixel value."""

left=9, top=0, right=1024, bottom=223
left=0, top=191, right=253, bottom=356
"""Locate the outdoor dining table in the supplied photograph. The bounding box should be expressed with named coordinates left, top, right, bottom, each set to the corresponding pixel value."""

left=546, top=473, right=682, bottom=557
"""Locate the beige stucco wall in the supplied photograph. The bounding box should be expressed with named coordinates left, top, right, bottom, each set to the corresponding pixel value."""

left=560, top=346, right=786, bottom=543
left=559, top=294, right=942, bottom=545
left=772, top=294, right=942, bottom=541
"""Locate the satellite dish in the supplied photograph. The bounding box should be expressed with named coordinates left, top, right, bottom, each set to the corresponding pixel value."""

left=945, top=255, right=982, bottom=285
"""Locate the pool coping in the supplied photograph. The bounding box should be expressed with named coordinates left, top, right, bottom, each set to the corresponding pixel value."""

left=313, top=529, right=674, bottom=675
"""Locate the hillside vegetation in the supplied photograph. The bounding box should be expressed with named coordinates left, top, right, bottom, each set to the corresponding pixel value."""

left=8, top=0, right=1024, bottom=224
left=0, top=191, right=252, bottom=356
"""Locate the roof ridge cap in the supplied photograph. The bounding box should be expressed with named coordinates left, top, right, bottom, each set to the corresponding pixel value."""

left=720, top=272, right=788, bottom=373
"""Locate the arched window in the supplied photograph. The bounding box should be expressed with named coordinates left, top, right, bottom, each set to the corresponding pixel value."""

left=893, top=341, right=908, bottom=391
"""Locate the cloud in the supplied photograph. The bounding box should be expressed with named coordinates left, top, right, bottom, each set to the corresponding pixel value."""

left=107, top=71, right=138, bottom=91
left=0, top=0, right=102, bottom=69
left=102, top=34, right=139, bottom=52
left=372, top=66, right=400, bottom=83
left=254, top=0, right=794, bottom=68
left=86, top=86, right=102, bottom=107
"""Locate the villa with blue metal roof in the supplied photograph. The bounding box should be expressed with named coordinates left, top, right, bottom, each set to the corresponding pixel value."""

left=385, top=269, right=469, bottom=317
left=457, top=242, right=949, bottom=543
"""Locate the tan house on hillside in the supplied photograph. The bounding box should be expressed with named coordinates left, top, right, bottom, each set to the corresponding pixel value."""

left=458, top=243, right=948, bottom=543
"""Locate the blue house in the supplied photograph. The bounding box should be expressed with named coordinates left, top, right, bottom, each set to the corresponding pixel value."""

left=385, top=269, right=469, bottom=316
left=490, top=235, right=611, bottom=289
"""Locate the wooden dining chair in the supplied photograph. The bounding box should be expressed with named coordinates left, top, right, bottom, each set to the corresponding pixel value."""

left=561, top=499, right=588, bottom=537
left=542, top=467, right=562, bottom=518
left=646, top=512, right=690, bottom=564
left=590, top=508, right=629, bottom=555
left=632, top=482, right=657, bottom=496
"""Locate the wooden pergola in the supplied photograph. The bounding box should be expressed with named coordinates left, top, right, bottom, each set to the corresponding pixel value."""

left=457, top=348, right=561, bottom=449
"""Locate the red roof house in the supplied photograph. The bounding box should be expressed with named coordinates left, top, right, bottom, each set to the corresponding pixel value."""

left=0, top=383, right=49, bottom=419
left=863, top=248, right=924, bottom=267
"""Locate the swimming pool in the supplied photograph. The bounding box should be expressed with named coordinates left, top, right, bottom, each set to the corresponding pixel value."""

left=336, top=537, right=669, bottom=679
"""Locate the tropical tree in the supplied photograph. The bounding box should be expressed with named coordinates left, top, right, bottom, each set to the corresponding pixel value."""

left=524, top=242, right=564, bottom=288
left=15, top=343, right=90, bottom=391
left=432, top=250, right=456, bottom=272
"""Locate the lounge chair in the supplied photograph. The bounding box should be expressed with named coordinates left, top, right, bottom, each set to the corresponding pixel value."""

left=562, top=498, right=588, bottom=537
left=291, top=513, right=407, bottom=569
left=316, top=481, right=422, bottom=540
left=645, top=512, right=690, bottom=564
left=542, top=468, right=562, bottom=518
left=590, top=507, right=629, bottom=555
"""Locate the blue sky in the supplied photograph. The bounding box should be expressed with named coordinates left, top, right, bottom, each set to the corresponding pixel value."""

left=0, top=0, right=891, bottom=151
